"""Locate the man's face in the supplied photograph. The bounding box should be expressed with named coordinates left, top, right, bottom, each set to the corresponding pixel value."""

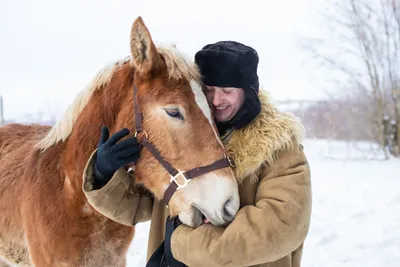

left=205, top=86, right=245, bottom=123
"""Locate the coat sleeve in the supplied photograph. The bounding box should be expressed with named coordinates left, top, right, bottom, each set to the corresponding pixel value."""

left=170, top=142, right=312, bottom=266
left=82, top=149, right=154, bottom=226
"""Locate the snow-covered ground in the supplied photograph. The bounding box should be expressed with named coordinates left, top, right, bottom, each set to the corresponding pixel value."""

left=126, top=139, right=400, bottom=267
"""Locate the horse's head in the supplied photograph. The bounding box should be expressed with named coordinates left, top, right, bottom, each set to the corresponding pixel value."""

left=115, top=17, right=239, bottom=227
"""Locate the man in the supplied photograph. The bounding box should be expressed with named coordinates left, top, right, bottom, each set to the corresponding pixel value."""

left=83, top=41, right=312, bottom=267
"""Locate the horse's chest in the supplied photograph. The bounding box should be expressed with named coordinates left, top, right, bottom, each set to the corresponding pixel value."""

left=76, top=225, right=134, bottom=267
left=78, top=240, right=125, bottom=267
left=54, top=222, right=134, bottom=267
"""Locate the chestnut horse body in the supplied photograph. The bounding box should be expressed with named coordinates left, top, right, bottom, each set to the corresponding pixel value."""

left=0, top=17, right=239, bottom=266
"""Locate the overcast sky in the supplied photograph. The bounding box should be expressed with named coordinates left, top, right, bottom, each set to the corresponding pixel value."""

left=1, top=0, right=328, bottom=121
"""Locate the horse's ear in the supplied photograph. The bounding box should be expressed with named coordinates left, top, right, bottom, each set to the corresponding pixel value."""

left=130, top=17, right=162, bottom=74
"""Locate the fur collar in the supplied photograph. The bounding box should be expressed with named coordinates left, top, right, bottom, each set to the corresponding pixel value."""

left=223, top=91, right=305, bottom=183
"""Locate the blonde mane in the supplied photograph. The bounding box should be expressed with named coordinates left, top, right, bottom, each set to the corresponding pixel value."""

left=36, top=45, right=201, bottom=150
left=157, top=44, right=201, bottom=81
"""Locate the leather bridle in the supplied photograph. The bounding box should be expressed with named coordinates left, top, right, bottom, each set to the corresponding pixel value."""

left=129, top=83, right=234, bottom=206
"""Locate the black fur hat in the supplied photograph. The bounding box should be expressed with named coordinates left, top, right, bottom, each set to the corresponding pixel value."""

left=195, top=41, right=261, bottom=133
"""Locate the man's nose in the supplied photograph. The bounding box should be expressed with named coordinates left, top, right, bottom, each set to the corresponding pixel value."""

left=212, top=90, right=223, bottom=106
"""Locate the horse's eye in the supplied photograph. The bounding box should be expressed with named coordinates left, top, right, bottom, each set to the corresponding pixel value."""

left=165, top=109, right=184, bottom=120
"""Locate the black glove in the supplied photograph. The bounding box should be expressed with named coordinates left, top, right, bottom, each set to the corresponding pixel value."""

left=146, top=216, right=186, bottom=267
left=93, top=126, right=141, bottom=189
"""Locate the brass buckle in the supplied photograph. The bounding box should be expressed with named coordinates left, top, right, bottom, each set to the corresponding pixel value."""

left=227, top=156, right=235, bottom=168
left=134, top=129, right=148, bottom=140
left=127, top=166, right=135, bottom=175
left=170, top=170, right=191, bottom=190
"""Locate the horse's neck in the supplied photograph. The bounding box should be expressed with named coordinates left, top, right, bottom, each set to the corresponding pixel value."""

left=63, top=90, right=124, bottom=191
left=62, top=67, right=134, bottom=191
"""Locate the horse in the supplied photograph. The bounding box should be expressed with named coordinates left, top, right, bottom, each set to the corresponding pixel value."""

left=0, top=17, right=240, bottom=267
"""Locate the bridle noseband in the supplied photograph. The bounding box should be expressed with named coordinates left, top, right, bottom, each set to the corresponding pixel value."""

left=129, top=83, right=234, bottom=206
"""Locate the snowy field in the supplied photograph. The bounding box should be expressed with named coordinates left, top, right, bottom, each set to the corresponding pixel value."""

left=127, top=139, right=400, bottom=267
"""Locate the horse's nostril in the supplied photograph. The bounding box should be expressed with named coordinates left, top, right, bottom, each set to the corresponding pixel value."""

left=223, top=198, right=235, bottom=222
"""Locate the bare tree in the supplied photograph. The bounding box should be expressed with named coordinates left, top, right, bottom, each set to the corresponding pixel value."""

left=299, top=0, right=400, bottom=157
